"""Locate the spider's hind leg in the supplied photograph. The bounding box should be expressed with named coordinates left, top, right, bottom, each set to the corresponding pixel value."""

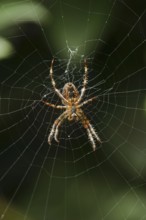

left=54, top=120, right=63, bottom=143
left=80, top=113, right=101, bottom=151
left=48, top=111, right=67, bottom=145
left=86, top=128, right=96, bottom=151
left=48, top=123, right=56, bottom=145
left=88, top=123, right=101, bottom=144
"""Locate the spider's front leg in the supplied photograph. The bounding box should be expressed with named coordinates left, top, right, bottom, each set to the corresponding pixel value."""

left=76, top=59, right=88, bottom=104
left=50, top=59, right=68, bottom=104
left=48, top=111, right=67, bottom=145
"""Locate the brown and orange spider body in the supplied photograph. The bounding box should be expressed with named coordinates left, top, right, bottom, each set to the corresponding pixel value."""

left=42, top=59, right=101, bottom=151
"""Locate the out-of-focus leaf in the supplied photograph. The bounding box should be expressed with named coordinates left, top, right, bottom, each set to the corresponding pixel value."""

left=0, top=1, right=51, bottom=60
left=0, top=1, right=51, bottom=30
left=0, top=37, right=14, bottom=59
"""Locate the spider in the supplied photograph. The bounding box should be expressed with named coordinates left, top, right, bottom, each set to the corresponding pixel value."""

left=42, top=59, right=101, bottom=151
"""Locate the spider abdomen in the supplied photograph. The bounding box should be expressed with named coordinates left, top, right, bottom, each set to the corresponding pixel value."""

left=71, top=105, right=76, bottom=114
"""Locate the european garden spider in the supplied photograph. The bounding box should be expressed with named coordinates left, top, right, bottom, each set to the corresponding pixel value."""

left=42, top=59, right=101, bottom=150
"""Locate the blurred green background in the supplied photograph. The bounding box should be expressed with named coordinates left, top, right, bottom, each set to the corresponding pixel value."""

left=0, top=0, right=146, bottom=220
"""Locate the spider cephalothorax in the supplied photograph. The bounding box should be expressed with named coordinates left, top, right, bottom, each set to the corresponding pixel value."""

left=42, top=59, right=101, bottom=151
left=62, top=82, right=79, bottom=101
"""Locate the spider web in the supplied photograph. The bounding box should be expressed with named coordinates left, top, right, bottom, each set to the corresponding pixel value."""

left=0, top=0, right=146, bottom=219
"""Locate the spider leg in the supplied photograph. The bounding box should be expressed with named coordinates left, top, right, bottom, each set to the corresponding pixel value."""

left=78, top=96, right=98, bottom=108
left=76, top=59, right=88, bottom=103
left=50, top=59, right=68, bottom=104
left=86, top=128, right=96, bottom=151
left=54, top=119, right=64, bottom=143
left=48, top=111, right=67, bottom=145
left=88, top=123, right=101, bottom=143
left=42, top=100, right=66, bottom=109
left=79, top=111, right=101, bottom=150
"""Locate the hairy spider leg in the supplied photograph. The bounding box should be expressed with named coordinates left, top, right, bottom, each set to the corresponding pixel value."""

left=80, top=112, right=101, bottom=150
left=54, top=119, right=64, bottom=142
left=77, top=59, right=88, bottom=103
left=78, top=96, right=98, bottom=108
left=87, top=128, right=96, bottom=151
left=42, top=100, right=66, bottom=109
left=50, top=59, right=68, bottom=104
left=48, top=111, right=68, bottom=145
left=88, top=123, right=101, bottom=143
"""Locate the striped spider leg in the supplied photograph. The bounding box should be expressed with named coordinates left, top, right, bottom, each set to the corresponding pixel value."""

left=48, top=111, right=68, bottom=144
left=76, top=59, right=88, bottom=104
left=80, top=101, right=101, bottom=150
left=50, top=59, right=68, bottom=104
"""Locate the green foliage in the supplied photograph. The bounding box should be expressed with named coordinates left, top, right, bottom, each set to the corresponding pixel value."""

left=0, top=0, right=50, bottom=59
